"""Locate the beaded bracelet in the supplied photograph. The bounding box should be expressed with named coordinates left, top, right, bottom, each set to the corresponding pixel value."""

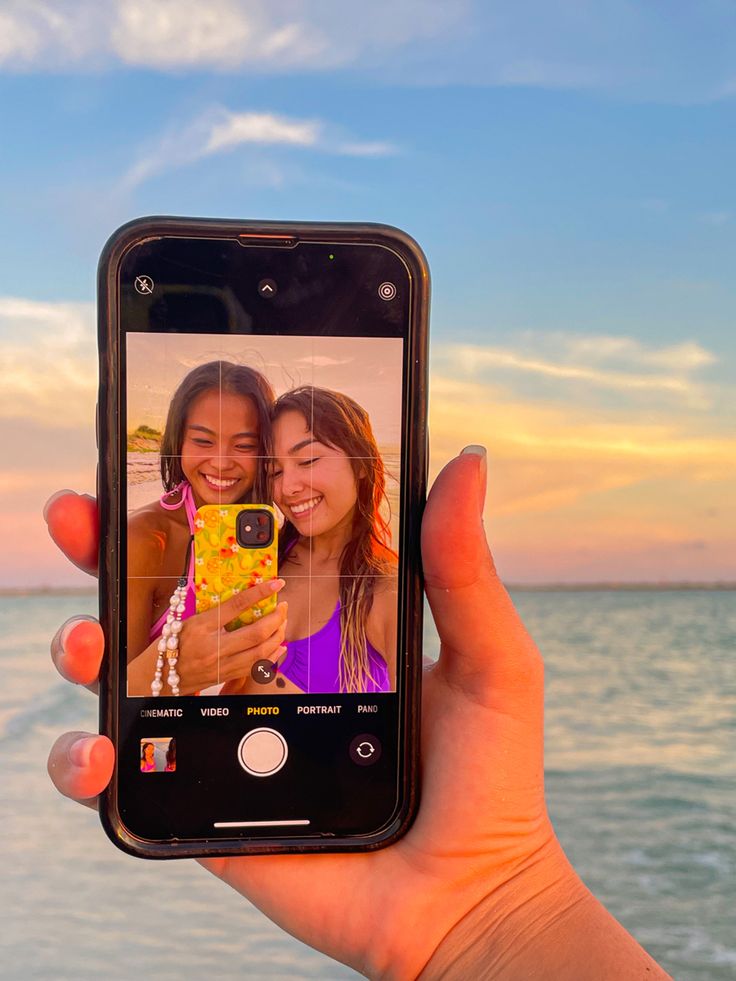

left=151, top=576, right=187, bottom=696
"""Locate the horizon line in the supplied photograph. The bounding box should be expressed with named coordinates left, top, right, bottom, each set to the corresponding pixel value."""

left=1, top=581, right=734, bottom=598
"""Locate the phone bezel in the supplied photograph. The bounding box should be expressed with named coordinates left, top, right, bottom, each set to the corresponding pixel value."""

left=97, top=216, right=429, bottom=858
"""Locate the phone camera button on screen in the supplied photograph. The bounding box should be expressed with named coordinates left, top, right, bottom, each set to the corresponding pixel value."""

left=258, top=278, right=277, bottom=299
left=349, top=734, right=382, bottom=767
left=377, top=282, right=397, bottom=301
left=238, top=728, right=288, bottom=777
left=134, top=274, right=154, bottom=295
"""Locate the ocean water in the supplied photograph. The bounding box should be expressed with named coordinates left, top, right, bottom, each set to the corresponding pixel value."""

left=2, top=590, right=734, bottom=979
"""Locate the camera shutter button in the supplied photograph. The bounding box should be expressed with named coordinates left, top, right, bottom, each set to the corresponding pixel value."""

left=238, top=728, right=288, bottom=777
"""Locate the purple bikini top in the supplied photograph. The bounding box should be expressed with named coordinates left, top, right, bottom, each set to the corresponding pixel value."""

left=148, top=482, right=196, bottom=641
left=277, top=601, right=390, bottom=694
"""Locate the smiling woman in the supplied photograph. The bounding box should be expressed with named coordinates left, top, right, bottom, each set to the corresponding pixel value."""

left=258, top=385, right=399, bottom=696
left=124, top=360, right=286, bottom=696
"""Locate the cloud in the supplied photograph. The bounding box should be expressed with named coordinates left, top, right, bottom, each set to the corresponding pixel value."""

left=337, top=141, right=398, bottom=157
left=0, top=0, right=327, bottom=71
left=121, top=106, right=395, bottom=189
left=297, top=356, right=353, bottom=367
left=427, top=367, right=736, bottom=582
left=111, top=1, right=327, bottom=71
left=204, top=112, right=320, bottom=154
left=434, top=333, right=717, bottom=408
left=427, top=331, right=734, bottom=564
left=3, top=0, right=734, bottom=105
left=0, top=0, right=465, bottom=73
left=0, top=297, right=96, bottom=428
left=699, top=211, right=731, bottom=227
left=495, top=59, right=601, bottom=89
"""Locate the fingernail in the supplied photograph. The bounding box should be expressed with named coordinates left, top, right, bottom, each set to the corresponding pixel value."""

left=43, top=489, right=73, bottom=523
left=59, top=618, right=83, bottom=652
left=276, top=645, right=287, bottom=657
left=59, top=616, right=94, bottom=653
left=461, top=445, right=487, bottom=514
left=461, top=444, right=487, bottom=460
left=269, top=578, right=286, bottom=592
left=69, top=736, right=98, bottom=768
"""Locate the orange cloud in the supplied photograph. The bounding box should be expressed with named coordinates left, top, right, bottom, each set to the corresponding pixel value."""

left=429, top=369, right=736, bottom=582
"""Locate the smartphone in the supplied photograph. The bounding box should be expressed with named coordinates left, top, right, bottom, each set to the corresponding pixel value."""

left=97, top=217, right=429, bottom=857
left=194, top=504, right=278, bottom=630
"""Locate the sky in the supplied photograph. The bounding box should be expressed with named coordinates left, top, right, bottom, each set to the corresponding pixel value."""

left=0, top=0, right=734, bottom=587
left=125, top=334, right=403, bottom=445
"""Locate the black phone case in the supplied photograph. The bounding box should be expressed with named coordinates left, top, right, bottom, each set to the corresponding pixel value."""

left=97, top=216, right=429, bottom=858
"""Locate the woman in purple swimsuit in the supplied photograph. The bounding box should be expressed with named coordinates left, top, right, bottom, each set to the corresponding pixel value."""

left=125, top=361, right=287, bottom=696
left=241, top=386, right=397, bottom=695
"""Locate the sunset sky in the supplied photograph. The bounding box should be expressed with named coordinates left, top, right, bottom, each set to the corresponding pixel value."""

left=1, top=1, right=734, bottom=587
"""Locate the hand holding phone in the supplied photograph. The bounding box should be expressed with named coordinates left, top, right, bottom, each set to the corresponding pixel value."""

left=46, top=449, right=669, bottom=981
left=127, top=579, right=287, bottom=697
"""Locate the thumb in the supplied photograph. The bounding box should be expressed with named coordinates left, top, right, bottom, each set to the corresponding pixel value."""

left=421, top=447, right=541, bottom=703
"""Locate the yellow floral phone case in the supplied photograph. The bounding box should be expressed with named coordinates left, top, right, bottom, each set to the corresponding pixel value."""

left=193, top=505, right=278, bottom=630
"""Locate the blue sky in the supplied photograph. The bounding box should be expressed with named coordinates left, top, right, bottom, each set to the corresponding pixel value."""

left=1, top=0, right=734, bottom=585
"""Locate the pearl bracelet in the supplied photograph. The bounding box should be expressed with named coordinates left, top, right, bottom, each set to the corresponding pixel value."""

left=151, top=577, right=187, bottom=696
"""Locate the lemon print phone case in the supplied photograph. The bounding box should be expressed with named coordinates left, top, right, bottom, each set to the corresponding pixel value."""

left=193, top=504, right=278, bottom=630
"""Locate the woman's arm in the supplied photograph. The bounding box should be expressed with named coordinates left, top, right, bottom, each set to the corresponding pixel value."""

left=125, top=509, right=174, bottom=695
left=126, top=508, right=168, bottom=664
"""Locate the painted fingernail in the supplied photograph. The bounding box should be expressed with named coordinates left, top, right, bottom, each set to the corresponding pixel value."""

left=69, top=736, right=98, bottom=768
left=269, top=578, right=286, bottom=592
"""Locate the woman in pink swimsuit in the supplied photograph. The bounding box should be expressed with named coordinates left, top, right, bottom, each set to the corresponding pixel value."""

left=126, top=361, right=287, bottom=696
left=140, top=742, right=156, bottom=772
left=238, top=386, right=398, bottom=695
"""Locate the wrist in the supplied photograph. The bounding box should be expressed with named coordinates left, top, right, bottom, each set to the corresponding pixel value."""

left=415, top=839, right=670, bottom=981
left=415, top=837, right=584, bottom=980
left=366, top=830, right=574, bottom=981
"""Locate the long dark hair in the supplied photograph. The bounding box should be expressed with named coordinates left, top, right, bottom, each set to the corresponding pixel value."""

left=273, top=386, right=396, bottom=692
left=159, top=361, right=274, bottom=503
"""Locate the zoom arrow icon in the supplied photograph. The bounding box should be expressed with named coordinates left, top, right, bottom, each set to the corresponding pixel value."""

left=251, top=659, right=276, bottom=684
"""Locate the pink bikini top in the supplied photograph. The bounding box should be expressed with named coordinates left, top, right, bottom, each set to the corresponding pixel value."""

left=148, top=482, right=197, bottom=641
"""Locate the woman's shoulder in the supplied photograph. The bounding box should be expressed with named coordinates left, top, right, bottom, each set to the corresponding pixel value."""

left=370, top=576, right=398, bottom=610
left=127, top=499, right=186, bottom=574
left=128, top=500, right=171, bottom=538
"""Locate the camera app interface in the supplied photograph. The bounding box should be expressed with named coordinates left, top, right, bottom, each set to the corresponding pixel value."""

left=126, top=332, right=403, bottom=699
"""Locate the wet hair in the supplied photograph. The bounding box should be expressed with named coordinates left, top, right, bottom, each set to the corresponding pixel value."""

left=273, top=386, right=397, bottom=693
left=159, top=361, right=275, bottom=503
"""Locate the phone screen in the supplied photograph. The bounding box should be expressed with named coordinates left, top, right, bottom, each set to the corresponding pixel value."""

left=101, top=226, right=426, bottom=851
